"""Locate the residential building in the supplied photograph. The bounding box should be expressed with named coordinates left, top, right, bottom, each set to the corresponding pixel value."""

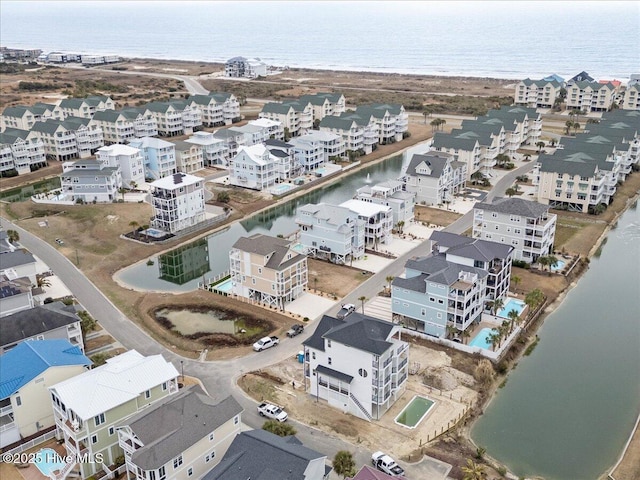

left=185, top=131, right=228, bottom=167
left=458, top=119, right=506, bottom=171
left=80, top=55, right=121, bottom=65
left=0, top=249, right=37, bottom=284
left=169, top=100, right=203, bottom=135
left=566, top=81, right=616, bottom=112
left=173, top=141, right=205, bottom=174
left=354, top=104, right=408, bottom=144
left=144, top=102, right=202, bottom=137
left=0, top=340, right=91, bottom=448
left=49, top=350, right=180, bottom=479
left=296, top=131, right=345, bottom=161
left=288, top=135, right=325, bottom=172
left=319, top=116, right=367, bottom=154
left=203, top=429, right=331, bottom=480
left=212, top=129, right=247, bottom=165
left=229, top=233, right=308, bottom=309
left=29, top=117, right=104, bottom=160
left=247, top=117, right=285, bottom=141
left=621, top=84, right=640, bottom=111
left=90, top=110, right=136, bottom=144
left=120, top=108, right=159, bottom=138
left=229, top=144, right=277, bottom=191
left=0, top=129, right=47, bottom=176
left=473, top=197, right=557, bottom=263
left=347, top=465, right=407, bottom=480
left=129, top=136, right=177, bottom=180
left=58, top=96, right=115, bottom=119
left=339, top=199, right=393, bottom=248
left=0, top=275, right=34, bottom=318
left=431, top=130, right=482, bottom=179
left=392, top=232, right=513, bottom=337
left=150, top=173, right=205, bottom=234
left=117, top=387, right=243, bottom=480
left=228, top=123, right=271, bottom=147
left=569, top=71, right=594, bottom=83
left=486, top=106, right=542, bottom=151
left=188, top=92, right=240, bottom=126
left=355, top=180, right=416, bottom=225
left=259, top=100, right=313, bottom=137
left=0, top=302, right=84, bottom=353
left=514, top=78, right=563, bottom=108
left=299, top=93, right=347, bottom=121
left=403, top=152, right=466, bottom=207
left=296, top=203, right=366, bottom=264
left=1, top=103, right=64, bottom=130
left=96, top=144, right=145, bottom=188
left=60, top=159, right=122, bottom=203
left=224, top=56, right=267, bottom=78
left=303, top=312, right=409, bottom=421
left=46, top=52, right=81, bottom=63
left=265, top=139, right=297, bottom=180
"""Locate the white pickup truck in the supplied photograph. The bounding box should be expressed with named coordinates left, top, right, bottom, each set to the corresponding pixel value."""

left=253, top=336, right=279, bottom=352
left=257, top=402, right=288, bottom=422
left=371, top=451, right=405, bottom=477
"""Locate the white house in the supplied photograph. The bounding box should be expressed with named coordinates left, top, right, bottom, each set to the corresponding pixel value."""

left=514, top=78, right=563, bottom=109
left=259, top=100, right=313, bottom=137
left=621, top=83, right=640, bottom=111
left=96, top=144, right=145, bottom=188
left=355, top=180, right=416, bottom=225
left=566, top=81, right=616, bottom=112
left=303, top=313, right=409, bottom=421
left=129, top=137, right=177, bottom=180
left=0, top=129, right=47, bottom=176
left=299, top=93, right=347, bottom=121
left=403, top=151, right=466, bottom=207
left=296, top=131, right=346, bottom=162
left=339, top=199, right=393, bottom=248
left=288, top=135, right=325, bottom=172
left=247, top=118, right=285, bottom=141
left=30, top=118, right=104, bottom=161
left=188, top=92, right=240, bottom=126
left=150, top=173, right=205, bottom=234
left=224, top=57, right=267, bottom=78
left=60, top=159, right=122, bottom=203
left=173, top=140, right=205, bottom=174
left=473, top=197, right=557, bottom=263
left=229, top=144, right=277, bottom=191
left=185, top=131, right=229, bottom=167
left=58, top=96, right=115, bottom=119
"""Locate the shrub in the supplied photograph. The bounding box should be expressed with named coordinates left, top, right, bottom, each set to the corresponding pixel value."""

left=262, top=420, right=296, bottom=437
left=473, top=359, right=495, bottom=387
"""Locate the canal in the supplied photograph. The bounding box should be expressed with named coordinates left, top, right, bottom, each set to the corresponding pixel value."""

left=116, top=155, right=406, bottom=292
left=472, top=203, right=640, bottom=480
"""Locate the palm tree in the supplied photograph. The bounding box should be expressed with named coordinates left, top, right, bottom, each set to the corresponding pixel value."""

left=488, top=298, right=504, bottom=316
left=523, top=153, right=532, bottom=162
left=7, top=229, right=19, bottom=243
left=332, top=450, right=356, bottom=479
left=462, top=459, right=486, bottom=480
left=488, top=331, right=500, bottom=351
left=446, top=324, right=458, bottom=340
left=525, top=288, right=545, bottom=311
left=118, top=187, right=126, bottom=201
left=573, top=121, right=580, bottom=135
left=511, top=275, right=521, bottom=294
left=129, top=220, right=140, bottom=238
left=538, top=255, right=550, bottom=272
left=385, top=275, right=394, bottom=292
left=461, top=328, right=471, bottom=345
left=547, top=255, right=559, bottom=273
left=470, top=171, right=485, bottom=185
left=495, top=153, right=510, bottom=168
left=396, top=220, right=405, bottom=234
left=536, top=141, right=545, bottom=153
left=505, top=187, right=517, bottom=197
left=358, top=296, right=367, bottom=314
left=36, top=274, right=51, bottom=289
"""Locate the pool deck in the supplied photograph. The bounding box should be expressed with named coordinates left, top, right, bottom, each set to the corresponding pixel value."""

left=15, top=440, right=67, bottom=480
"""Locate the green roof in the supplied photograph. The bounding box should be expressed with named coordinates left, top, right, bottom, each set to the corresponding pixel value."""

left=432, top=131, right=479, bottom=150
left=261, top=102, right=294, bottom=114
left=319, top=116, right=356, bottom=130
left=92, top=110, right=124, bottom=122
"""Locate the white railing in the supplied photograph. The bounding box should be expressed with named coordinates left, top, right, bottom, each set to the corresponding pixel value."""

left=2, top=428, right=57, bottom=455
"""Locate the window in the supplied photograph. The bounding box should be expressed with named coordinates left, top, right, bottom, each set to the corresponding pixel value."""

left=187, top=468, right=193, bottom=477
left=312, top=352, right=316, bottom=360
left=94, top=413, right=105, bottom=426
left=258, top=268, right=262, bottom=274
left=327, top=340, right=331, bottom=348
left=158, top=467, right=166, bottom=480
left=429, top=297, right=435, bottom=303
left=436, top=313, right=442, bottom=319
left=438, top=299, right=444, bottom=304
left=358, top=368, right=368, bottom=378
left=162, top=382, right=167, bottom=391
left=108, top=426, right=115, bottom=436
left=492, top=212, right=498, bottom=218
left=15, top=396, right=21, bottom=406
left=91, top=435, right=98, bottom=444
left=234, top=416, right=239, bottom=425
left=145, top=390, right=151, bottom=399
left=173, top=455, right=183, bottom=469
left=209, top=432, right=215, bottom=442
left=328, top=357, right=332, bottom=365
left=421, top=308, right=426, bottom=316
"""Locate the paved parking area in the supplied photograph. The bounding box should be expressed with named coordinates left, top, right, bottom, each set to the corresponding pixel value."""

left=285, top=291, right=336, bottom=321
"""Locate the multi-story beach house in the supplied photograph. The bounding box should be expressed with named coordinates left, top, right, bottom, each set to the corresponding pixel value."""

left=0, top=275, right=33, bottom=318
left=431, top=130, right=482, bottom=179
left=228, top=123, right=272, bottom=147
left=229, top=144, right=277, bottom=191
left=212, top=129, right=247, bottom=165
left=120, top=108, right=159, bottom=138
left=458, top=118, right=506, bottom=171
left=339, top=199, right=393, bottom=248
left=299, top=93, right=347, bottom=121
left=1, top=103, right=64, bottom=130
left=392, top=232, right=513, bottom=337
left=0, top=249, right=37, bottom=285
left=150, top=173, right=205, bottom=234
left=355, top=180, right=416, bottom=226
left=143, top=102, right=201, bottom=137
left=259, top=100, right=314, bottom=137
left=60, top=159, right=122, bottom=203
left=0, top=302, right=84, bottom=353
left=229, top=233, right=308, bottom=309
left=0, top=129, right=47, bottom=176
left=288, top=135, right=325, bottom=172
left=296, top=131, right=345, bottom=161
left=514, top=78, right=563, bottom=109
left=188, top=92, right=240, bottom=126
left=246, top=117, right=285, bottom=141
left=129, top=136, right=177, bottom=180
left=90, top=110, right=137, bottom=144
left=185, top=131, right=229, bottom=167
left=565, top=81, right=616, bottom=112
left=96, top=144, right=145, bottom=189
left=296, top=203, right=366, bottom=264
left=58, top=96, right=115, bottom=119
left=354, top=104, right=408, bottom=144
left=473, top=197, right=557, bottom=263
left=403, top=151, right=466, bottom=207
left=486, top=106, right=542, bottom=152
left=224, top=56, right=267, bottom=78
left=29, top=117, right=104, bottom=160
left=49, top=350, right=180, bottom=479
left=319, top=115, right=377, bottom=155
left=173, top=140, right=205, bottom=174
left=621, top=84, right=640, bottom=110
left=303, top=312, right=409, bottom=422
left=203, top=429, right=331, bottom=480
left=0, top=339, right=91, bottom=448
left=265, top=139, right=296, bottom=180
left=117, top=387, right=243, bottom=480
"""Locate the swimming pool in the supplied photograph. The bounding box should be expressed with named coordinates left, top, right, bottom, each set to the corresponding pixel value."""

left=144, top=228, right=166, bottom=238
left=33, top=448, right=65, bottom=477
left=497, top=298, right=526, bottom=318
left=211, top=277, right=233, bottom=293
left=395, top=395, right=435, bottom=428
left=551, top=259, right=566, bottom=271
left=271, top=184, right=294, bottom=195
left=469, top=327, right=497, bottom=350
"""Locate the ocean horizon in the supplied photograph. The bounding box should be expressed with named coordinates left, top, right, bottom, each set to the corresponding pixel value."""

left=1, top=1, right=639, bottom=81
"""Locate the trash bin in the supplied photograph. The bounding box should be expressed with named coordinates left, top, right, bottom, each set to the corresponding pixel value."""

left=297, top=351, right=304, bottom=363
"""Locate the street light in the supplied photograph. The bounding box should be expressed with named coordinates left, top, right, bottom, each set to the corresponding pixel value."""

left=180, top=360, right=184, bottom=383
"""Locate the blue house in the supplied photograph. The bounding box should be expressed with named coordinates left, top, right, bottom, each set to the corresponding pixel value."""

left=0, top=339, right=91, bottom=447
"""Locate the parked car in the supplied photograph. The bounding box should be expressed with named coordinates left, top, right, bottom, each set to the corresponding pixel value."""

left=257, top=402, right=288, bottom=422
left=371, top=451, right=405, bottom=477
left=286, top=324, right=304, bottom=338
left=253, top=336, right=279, bottom=352
left=336, top=303, right=356, bottom=319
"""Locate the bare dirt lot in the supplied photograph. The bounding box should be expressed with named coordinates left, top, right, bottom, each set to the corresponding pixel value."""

left=415, top=205, right=463, bottom=227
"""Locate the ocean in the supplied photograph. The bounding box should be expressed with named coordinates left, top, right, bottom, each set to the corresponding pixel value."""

left=1, top=1, right=639, bottom=81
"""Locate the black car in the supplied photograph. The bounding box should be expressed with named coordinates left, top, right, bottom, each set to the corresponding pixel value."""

left=286, top=324, right=304, bottom=338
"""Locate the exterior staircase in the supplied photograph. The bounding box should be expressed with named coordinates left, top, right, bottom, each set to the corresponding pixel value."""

left=51, top=460, right=78, bottom=480
left=349, top=393, right=373, bottom=421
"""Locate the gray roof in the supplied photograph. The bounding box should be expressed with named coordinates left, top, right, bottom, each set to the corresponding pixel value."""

left=430, top=231, right=513, bottom=262
left=0, top=304, right=80, bottom=346
left=303, top=312, right=395, bottom=355
left=232, top=234, right=304, bottom=271
left=265, top=139, right=293, bottom=149
left=124, top=387, right=242, bottom=470
left=173, top=140, right=200, bottom=152
left=261, top=102, right=294, bottom=115
left=520, top=78, right=562, bottom=89
left=315, top=365, right=353, bottom=383
left=202, top=429, right=327, bottom=480
left=475, top=197, right=550, bottom=219
left=356, top=103, right=404, bottom=118
left=59, top=98, right=87, bottom=109
left=431, top=131, right=480, bottom=151
left=319, top=115, right=356, bottom=131
left=91, top=110, right=123, bottom=122
left=2, top=106, right=30, bottom=117
left=299, top=93, right=343, bottom=106
left=398, top=256, right=488, bottom=290
left=405, top=152, right=452, bottom=178
left=189, top=92, right=233, bottom=105
left=145, top=102, right=173, bottom=113
left=537, top=152, right=600, bottom=176
left=0, top=250, right=36, bottom=269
